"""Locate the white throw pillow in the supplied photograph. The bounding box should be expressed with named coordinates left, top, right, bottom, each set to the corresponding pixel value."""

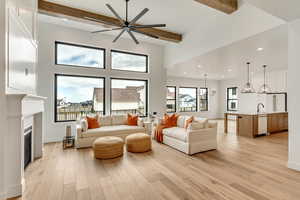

left=177, top=116, right=187, bottom=128
left=194, top=118, right=208, bottom=128
left=137, top=118, right=144, bottom=127
left=80, top=119, right=88, bottom=132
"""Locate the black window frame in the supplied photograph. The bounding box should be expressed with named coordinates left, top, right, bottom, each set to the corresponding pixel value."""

left=178, top=87, right=198, bottom=112
left=110, top=49, right=149, bottom=73
left=166, top=86, right=177, bottom=113
left=227, top=87, right=238, bottom=111
left=199, top=87, right=209, bottom=111
left=110, top=77, right=149, bottom=117
left=54, top=74, right=106, bottom=123
left=55, top=41, right=106, bottom=69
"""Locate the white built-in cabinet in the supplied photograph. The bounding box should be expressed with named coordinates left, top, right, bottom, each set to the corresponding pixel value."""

left=6, top=0, right=37, bottom=94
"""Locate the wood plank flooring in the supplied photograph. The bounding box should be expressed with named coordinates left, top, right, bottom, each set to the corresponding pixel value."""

left=11, top=120, right=300, bottom=200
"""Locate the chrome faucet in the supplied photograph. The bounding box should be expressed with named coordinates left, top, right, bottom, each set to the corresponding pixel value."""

left=257, top=103, right=265, bottom=113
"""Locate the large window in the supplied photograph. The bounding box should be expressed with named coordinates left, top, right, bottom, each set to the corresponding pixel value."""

left=111, top=78, right=148, bottom=116
left=111, top=50, right=148, bottom=73
left=199, top=88, right=208, bottom=111
left=166, top=86, right=176, bottom=113
left=227, top=87, right=238, bottom=111
left=55, top=74, right=105, bottom=122
left=55, top=42, right=105, bottom=68
left=178, top=87, right=197, bottom=112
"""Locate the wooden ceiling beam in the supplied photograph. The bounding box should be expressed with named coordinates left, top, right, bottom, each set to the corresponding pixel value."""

left=194, top=0, right=238, bottom=14
left=38, top=0, right=182, bottom=43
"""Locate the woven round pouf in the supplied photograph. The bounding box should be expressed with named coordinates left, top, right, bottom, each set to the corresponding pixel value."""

left=93, top=136, right=124, bottom=159
left=125, top=133, right=152, bottom=153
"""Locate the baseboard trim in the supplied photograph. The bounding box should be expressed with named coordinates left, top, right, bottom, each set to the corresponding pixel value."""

left=288, top=161, right=300, bottom=171
left=44, top=137, right=63, bottom=143
left=5, top=183, right=22, bottom=199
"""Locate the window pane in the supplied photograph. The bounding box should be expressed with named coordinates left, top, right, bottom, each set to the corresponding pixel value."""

left=228, top=100, right=238, bottom=111
left=199, top=88, right=208, bottom=99
left=167, top=100, right=176, bottom=113
left=56, top=42, right=104, bottom=68
left=56, top=75, right=104, bottom=122
left=111, top=50, right=148, bottom=72
left=199, top=99, right=208, bottom=111
left=228, top=88, right=238, bottom=99
left=179, top=88, right=197, bottom=112
left=111, top=79, right=147, bottom=116
left=167, top=87, right=176, bottom=99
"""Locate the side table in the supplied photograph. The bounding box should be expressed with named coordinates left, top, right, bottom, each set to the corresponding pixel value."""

left=63, top=136, right=75, bottom=149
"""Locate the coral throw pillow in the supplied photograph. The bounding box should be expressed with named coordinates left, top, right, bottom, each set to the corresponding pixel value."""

left=86, top=116, right=100, bottom=129
left=184, top=116, right=194, bottom=129
left=163, top=113, right=179, bottom=127
left=127, top=114, right=138, bottom=126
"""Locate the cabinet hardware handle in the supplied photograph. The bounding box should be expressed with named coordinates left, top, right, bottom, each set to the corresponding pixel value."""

left=25, top=68, right=29, bottom=76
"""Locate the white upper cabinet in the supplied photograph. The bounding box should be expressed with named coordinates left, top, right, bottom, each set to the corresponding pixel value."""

left=7, top=0, right=37, bottom=41
left=6, top=0, right=37, bottom=94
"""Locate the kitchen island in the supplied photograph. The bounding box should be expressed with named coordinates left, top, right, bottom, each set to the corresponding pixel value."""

left=224, top=112, right=288, bottom=138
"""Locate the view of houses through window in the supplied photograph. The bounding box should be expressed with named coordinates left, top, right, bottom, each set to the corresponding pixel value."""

left=111, top=79, right=147, bottom=116
left=55, top=75, right=105, bottom=122
left=166, top=86, right=176, bottom=113
left=227, top=87, right=238, bottom=111
left=178, top=87, right=198, bottom=112
left=55, top=42, right=149, bottom=122
left=199, top=88, right=208, bottom=111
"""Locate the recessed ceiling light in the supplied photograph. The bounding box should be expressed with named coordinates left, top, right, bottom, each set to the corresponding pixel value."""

left=221, top=75, right=225, bottom=79
left=62, top=18, right=69, bottom=22
left=257, top=47, right=264, bottom=51
left=227, top=69, right=232, bottom=72
left=183, top=72, right=187, bottom=75
left=197, top=65, right=203, bottom=69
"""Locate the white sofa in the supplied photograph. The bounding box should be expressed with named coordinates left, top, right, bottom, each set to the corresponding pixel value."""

left=152, top=116, right=217, bottom=155
left=76, top=115, right=146, bottom=148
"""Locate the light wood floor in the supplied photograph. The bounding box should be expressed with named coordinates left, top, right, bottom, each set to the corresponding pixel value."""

left=12, top=120, right=300, bottom=200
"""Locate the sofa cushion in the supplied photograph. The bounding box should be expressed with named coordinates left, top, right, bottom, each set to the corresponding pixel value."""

left=80, top=119, right=88, bottom=132
left=82, top=125, right=145, bottom=138
left=111, top=115, right=127, bottom=125
left=177, top=116, right=187, bottom=128
left=162, top=127, right=187, bottom=142
left=98, top=116, right=112, bottom=126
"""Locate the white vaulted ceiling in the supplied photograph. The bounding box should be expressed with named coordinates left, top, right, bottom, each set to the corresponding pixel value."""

left=39, top=0, right=295, bottom=79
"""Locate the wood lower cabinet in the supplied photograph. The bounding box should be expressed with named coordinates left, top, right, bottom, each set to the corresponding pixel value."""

left=267, top=113, right=288, bottom=133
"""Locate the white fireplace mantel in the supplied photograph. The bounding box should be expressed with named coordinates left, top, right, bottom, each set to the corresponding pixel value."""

left=5, top=94, right=46, bottom=198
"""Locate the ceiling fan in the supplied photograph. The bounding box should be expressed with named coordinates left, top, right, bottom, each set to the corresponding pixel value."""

left=88, top=0, right=166, bottom=44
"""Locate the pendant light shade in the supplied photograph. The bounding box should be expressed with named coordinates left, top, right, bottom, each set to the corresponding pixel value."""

left=241, top=62, right=256, bottom=93
left=258, top=65, right=272, bottom=94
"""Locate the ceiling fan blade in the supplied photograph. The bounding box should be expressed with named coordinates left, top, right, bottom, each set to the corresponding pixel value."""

left=113, top=29, right=126, bottom=43
left=131, top=29, right=159, bottom=39
left=131, top=24, right=166, bottom=29
left=84, top=16, right=119, bottom=27
left=92, top=28, right=123, bottom=34
left=127, top=30, right=139, bottom=44
left=129, top=8, right=149, bottom=25
left=106, top=4, right=124, bottom=25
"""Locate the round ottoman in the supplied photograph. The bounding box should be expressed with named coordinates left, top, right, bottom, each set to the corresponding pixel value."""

left=125, top=133, right=152, bottom=153
left=93, top=136, right=124, bottom=159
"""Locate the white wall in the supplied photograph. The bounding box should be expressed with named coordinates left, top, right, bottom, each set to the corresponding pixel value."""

left=219, top=69, right=287, bottom=115
left=288, top=19, right=300, bottom=171
left=0, top=0, right=6, bottom=198
left=37, top=22, right=166, bottom=143
left=167, top=76, right=220, bottom=119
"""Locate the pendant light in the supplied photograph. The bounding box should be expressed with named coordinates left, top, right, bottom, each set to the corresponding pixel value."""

left=258, top=65, right=272, bottom=94
left=241, top=62, right=256, bottom=93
